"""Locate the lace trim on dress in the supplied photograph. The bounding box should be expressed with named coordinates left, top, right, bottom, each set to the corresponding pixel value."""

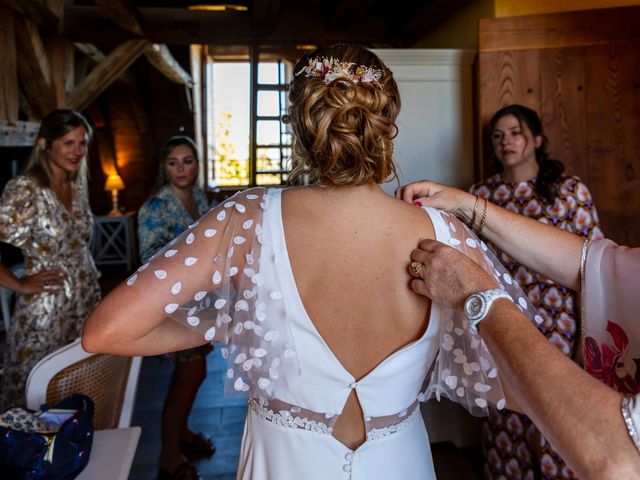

left=249, top=398, right=333, bottom=434
left=249, top=397, right=422, bottom=441
left=366, top=406, right=421, bottom=441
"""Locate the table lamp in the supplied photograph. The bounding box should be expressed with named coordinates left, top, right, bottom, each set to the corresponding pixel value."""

left=104, top=173, right=125, bottom=216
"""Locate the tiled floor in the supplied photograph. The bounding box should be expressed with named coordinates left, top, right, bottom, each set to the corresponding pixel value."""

left=130, top=349, right=246, bottom=480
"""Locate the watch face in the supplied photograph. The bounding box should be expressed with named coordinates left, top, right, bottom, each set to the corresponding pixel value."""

left=465, top=296, right=484, bottom=319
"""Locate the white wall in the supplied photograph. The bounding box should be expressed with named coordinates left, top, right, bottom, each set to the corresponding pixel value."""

left=373, top=49, right=476, bottom=195
left=375, top=50, right=483, bottom=447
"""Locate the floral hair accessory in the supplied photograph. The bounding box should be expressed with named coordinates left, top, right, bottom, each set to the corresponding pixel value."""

left=295, top=56, right=383, bottom=87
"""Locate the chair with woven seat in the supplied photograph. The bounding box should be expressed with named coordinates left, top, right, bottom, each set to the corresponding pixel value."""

left=25, top=338, right=142, bottom=480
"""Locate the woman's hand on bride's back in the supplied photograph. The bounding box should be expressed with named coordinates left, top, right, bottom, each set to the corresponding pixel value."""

left=409, top=239, right=497, bottom=309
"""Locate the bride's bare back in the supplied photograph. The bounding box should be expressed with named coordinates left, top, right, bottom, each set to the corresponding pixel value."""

left=281, top=184, right=435, bottom=448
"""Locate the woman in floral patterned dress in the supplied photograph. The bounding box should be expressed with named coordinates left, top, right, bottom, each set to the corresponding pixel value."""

left=0, top=110, right=101, bottom=410
left=137, top=136, right=214, bottom=480
left=471, top=105, right=604, bottom=480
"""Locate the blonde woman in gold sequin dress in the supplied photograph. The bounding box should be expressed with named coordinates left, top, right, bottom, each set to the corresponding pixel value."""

left=0, top=110, right=101, bottom=409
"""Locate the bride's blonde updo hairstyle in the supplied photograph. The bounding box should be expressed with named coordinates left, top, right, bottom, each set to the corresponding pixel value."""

left=288, top=44, right=400, bottom=186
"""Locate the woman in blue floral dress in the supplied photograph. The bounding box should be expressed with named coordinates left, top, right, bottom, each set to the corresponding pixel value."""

left=138, top=136, right=214, bottom=480
left=471, top=105, right=604, bottom=480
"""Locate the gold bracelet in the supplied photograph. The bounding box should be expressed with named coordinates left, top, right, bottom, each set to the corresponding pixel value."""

left=477, top=198, right=489, bottom=236
left=469, top=195, right=479, bottom=228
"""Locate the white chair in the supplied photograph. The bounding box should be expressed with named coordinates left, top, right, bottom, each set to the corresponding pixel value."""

left=26, top=338, right=142, bottom=480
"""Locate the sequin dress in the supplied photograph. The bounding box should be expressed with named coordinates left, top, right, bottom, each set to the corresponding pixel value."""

left=0, top=175, right=101, bottom=409
left=470, top=174, right=604, bottom=480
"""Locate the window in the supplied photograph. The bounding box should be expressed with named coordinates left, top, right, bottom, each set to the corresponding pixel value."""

left=206, top=50, right=293, bottom=189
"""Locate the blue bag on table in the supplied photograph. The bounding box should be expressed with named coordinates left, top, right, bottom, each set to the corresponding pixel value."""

left=0, top=393, right=93, bottom=479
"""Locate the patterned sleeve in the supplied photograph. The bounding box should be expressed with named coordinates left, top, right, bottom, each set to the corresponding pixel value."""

left=0, top=177, right=38, bottom=248
left=557, top=176, right=604, bottom=241
left=125, top=188, right=298, bottom=398
left=419, top=209, right=544, bottom=416
left=137, top=197, right=172, bottom=263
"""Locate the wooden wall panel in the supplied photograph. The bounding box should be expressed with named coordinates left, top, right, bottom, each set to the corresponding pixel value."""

left=585, top=43, right=640, bottom=245
left=478, top=8, right=640, bottom=245
left=0, top=10, right=19, bottom=121
left=14, top=16, right=55, bottom=119
left=539, top=47, right=588, bottom=181
left=479, top=6, right=640, bottom=51
left=477, top=49, right=540, bottom=176
left=106, top=85, right=152, bottom=213
left=47, top=37, right=74, bottom=108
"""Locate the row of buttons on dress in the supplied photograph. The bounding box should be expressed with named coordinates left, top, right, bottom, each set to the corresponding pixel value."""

left=343, top=452, right=354, bottom=479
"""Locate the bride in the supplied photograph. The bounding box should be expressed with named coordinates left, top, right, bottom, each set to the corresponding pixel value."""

left=84, top=44, right=532, bottom=479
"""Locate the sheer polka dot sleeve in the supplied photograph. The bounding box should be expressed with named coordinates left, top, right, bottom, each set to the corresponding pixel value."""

left=419, top=209, right=542, bottom=416
left=125, top=187, right=298, bottom=397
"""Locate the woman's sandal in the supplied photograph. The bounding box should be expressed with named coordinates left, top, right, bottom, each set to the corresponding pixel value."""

left=179, top=432, right=216, bottom=461
left=157, top=462, right=201, bottom=480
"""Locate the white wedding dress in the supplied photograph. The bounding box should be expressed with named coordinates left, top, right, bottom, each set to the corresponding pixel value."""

left=126, top=188, right=536, bottom=480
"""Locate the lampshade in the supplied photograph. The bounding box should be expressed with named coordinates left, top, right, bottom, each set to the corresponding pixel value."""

left=104, top=174, right=125, bottom=191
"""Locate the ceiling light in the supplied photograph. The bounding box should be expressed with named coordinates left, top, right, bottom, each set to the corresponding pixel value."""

left=188, top=3, right=248, bottom=11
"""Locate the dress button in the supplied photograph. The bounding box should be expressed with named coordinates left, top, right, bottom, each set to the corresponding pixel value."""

left=343, top=464, right=352, bottom=472
left=345, top=452, right=353, bottom=461
left=349, top=382, right=357, bottom=389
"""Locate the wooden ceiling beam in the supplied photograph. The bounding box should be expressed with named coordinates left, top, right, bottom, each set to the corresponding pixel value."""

left=144, top=44, right=193, bottom=87
left=251, top=0, right=282, bottom=29
left=14, top=15, right=55, bottom=119
left=0, top=10, right=19, bottom=121
left=0, top=0, right=59, bottom=33
left=66, top=39, right=150, bottom=112
left=75, top=42, right=106, bottom=64
left=331, top=0, right=376, bottom=27
left=47, top=36, right=74, bottom=108
left=95, top=0, right=144, bottom=36
left=63, top=6, right=393, bottom=46
left=395, top=0, right=470, bottom=47
left=74, top=42, right=137, bottom=87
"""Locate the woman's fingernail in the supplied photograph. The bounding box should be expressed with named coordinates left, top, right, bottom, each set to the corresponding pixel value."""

left=414, top=201, right=423, bottom=207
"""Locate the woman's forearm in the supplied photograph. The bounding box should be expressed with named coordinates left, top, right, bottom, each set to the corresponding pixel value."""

left=0, top=263, right=23, bottom=291
left=82, top=282, right=205, bottom=356
left=401, top=181, right=584, bottom=289
left=479, top=301, right=640, bottom=479
left=478, top=200, right=583, bottom=289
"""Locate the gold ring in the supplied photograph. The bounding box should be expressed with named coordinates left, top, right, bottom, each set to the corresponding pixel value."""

left=410, top=261, right=423, bottom=278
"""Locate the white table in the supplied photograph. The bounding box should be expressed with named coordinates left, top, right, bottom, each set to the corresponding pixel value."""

left=91, top=214, right=137, bottom=271
left=77, top=426, right=141, bottom=480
